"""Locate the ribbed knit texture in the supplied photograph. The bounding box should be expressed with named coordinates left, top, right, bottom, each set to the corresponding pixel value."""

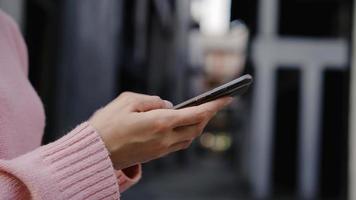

left=0, top=172, right=31, bottom=199
left=41, top=123, right=120, bottom=200
left=0, top=9, right=141, bottom=199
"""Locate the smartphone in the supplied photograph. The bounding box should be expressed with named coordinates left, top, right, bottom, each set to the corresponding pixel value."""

left=173, top=74, right=253, bottom=109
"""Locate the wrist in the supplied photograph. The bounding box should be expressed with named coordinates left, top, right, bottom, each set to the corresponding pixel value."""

left=87, top=120, right=134, bottom=170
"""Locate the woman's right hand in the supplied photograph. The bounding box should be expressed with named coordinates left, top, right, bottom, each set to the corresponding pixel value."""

left=89, top=92, right=232, bottom=170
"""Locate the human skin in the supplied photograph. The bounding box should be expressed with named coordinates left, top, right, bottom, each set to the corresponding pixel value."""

left=89, top=92, right=232, bottom=170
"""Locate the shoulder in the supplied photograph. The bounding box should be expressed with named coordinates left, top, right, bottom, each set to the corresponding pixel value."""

left=0, top=9, right=28, bottom=75
left=0, top=9, right=22, bottom=38
left=0, top=9, right=17, bottom=26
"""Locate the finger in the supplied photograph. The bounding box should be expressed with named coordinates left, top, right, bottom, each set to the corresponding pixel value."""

left=198, top=118, right=210, bottom=130
left=163, top=100, right=173, bottom=109
left=146, top=108, right=204, bottom=128
left=173, top=123, right=204, bottom=141
left=169, top=140, right=192, bottom=153
left=169, top=97, right=233, bottom=127
left=145, top=97, right=233, bottom=129
left=169, top=109, right=206, bottom=127
left=127, top=94, right=167, bottom=112
left=195, top=97, right=233, bottom=114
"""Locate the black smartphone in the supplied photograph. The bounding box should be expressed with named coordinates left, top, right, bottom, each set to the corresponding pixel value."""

left=173, top=74, right=253, bottom=109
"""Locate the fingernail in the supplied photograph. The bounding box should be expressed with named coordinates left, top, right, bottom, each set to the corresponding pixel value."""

left=164, top=100, right=173, bottom=108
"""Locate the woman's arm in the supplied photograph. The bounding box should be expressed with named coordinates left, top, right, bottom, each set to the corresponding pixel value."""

left=0, top=122, right=120, bottom=200
left=0, top=9, right=141, bottom=198
left=0, top=9, right=232, bottom=199
left=0, top=94, right=231, bottom=200
left=0, top=94, right=231, bottom=199
left=0, top=122, right=141, bottom=199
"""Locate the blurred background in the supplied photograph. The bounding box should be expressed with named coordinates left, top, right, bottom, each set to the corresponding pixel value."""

left=0, top=0, right=354, bottom=199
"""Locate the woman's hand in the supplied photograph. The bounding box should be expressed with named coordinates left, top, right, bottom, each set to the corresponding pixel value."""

left=89, top=92, right=232, bottom=170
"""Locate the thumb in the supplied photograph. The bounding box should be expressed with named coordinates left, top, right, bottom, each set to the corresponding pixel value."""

left=130, top=94, right=172, bottom=112
left=163, top=100, right=173, bottom=109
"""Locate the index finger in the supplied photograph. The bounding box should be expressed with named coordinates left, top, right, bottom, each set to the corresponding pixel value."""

left=169, top=97, right=233, bottom=127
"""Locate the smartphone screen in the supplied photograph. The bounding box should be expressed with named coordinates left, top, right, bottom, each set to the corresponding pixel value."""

left=173, top=74, right=253, bottom=109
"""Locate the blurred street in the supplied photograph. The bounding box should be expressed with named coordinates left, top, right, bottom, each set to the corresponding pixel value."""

left=125, top=154, right=247, bottom=200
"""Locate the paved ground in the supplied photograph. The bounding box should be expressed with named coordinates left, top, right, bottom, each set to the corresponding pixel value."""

left=123, top=154, right=250, bottom=200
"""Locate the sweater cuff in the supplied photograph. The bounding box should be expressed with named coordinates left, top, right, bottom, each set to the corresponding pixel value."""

left=40, top=122, right=120, bottom=199
left=117, top=164, right=142, bottom=193
left=0, top=172, right=31, bottom=199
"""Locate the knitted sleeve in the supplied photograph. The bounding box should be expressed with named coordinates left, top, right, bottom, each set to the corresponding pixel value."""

left=0, top=9, right=141, bottom=200
left=0, top=122, right=141, bottom=200
left=0, top=9, right=28, bottom=75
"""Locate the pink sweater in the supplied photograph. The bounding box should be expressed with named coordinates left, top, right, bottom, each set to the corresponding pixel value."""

left=0, top=10, right=141, bottom=199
